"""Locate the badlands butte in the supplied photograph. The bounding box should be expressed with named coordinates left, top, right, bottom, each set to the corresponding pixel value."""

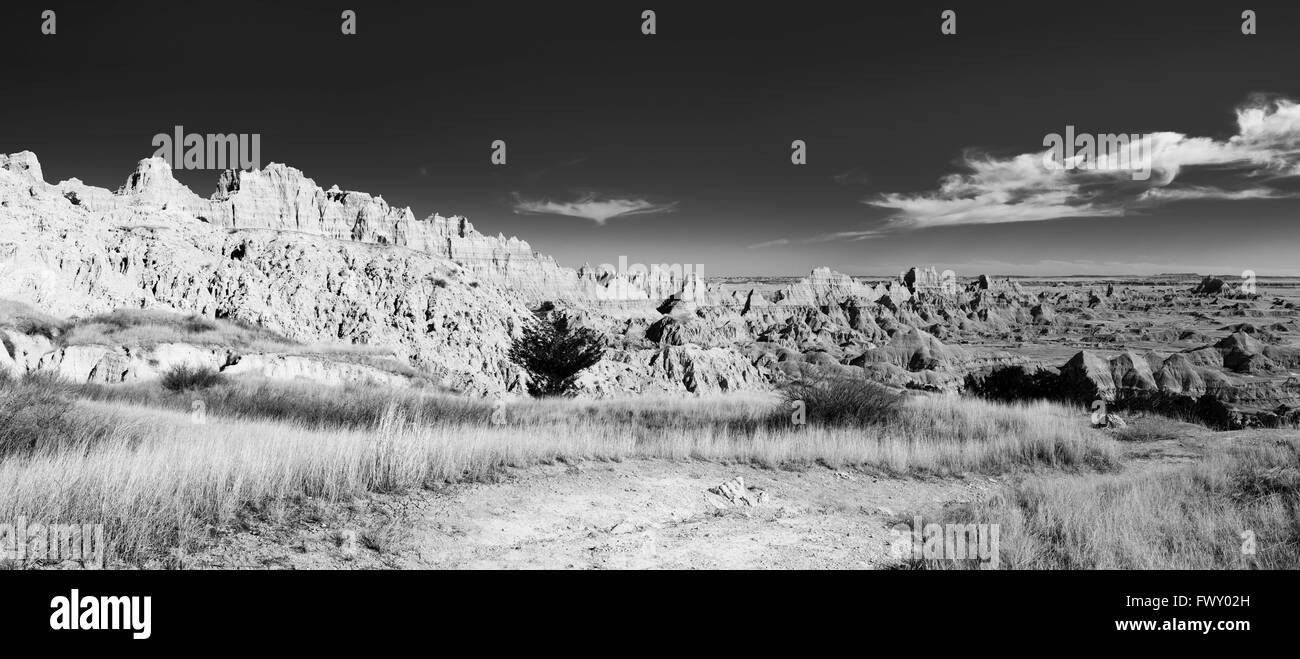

left=2, top=150, right=1300, bottom=428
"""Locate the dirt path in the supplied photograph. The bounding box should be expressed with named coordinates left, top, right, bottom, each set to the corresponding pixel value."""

left=188, top=460, right=1001, bottom=570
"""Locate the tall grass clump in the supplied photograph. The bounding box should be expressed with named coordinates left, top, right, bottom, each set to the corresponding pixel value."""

left=900, top=396, right=1121, bottom=472
left=0, top=373, right=136, bottom=459
left=0, top=372, right=77, bottom=458
left=780, top=376, right=904, bottom=426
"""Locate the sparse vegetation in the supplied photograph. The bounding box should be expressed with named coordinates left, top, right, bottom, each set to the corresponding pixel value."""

left=61, top=308, right=289, bottom=349
left=1110, top=415, right=1188, bottom=442
left=83, top=377, right=491, bottom=429
left=919, top=438, right=1300, bottom=569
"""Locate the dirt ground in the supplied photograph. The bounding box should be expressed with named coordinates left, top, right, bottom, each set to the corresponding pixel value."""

left=183, top=459, right=1004, bottom=570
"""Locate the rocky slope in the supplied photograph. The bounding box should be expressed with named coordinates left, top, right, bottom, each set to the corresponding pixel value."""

left=0, top=152, right=761, bottom=394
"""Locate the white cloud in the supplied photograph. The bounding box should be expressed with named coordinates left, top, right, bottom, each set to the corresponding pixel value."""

left=1137, top=186, right=1286, bottom=203
left=511, top=192, right=677, bottom=225
left=925, top=259, right=1260, bottom=277
left=866, top=97, right=1300, bottom=232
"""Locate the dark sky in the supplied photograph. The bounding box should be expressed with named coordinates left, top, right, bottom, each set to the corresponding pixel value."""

left=3, top=1, right=1299, bottom=276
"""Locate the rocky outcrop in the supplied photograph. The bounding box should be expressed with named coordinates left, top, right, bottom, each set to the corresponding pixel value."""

left=1191, top=275, right=1257, bottom=300
left=0, top=151, right=43, bottom=183
left=851, top=327, right=963, bottom=372
left=1, top=329, right=54, bottom=375
left=902, top=266, right=958, bottom=295
left=222, top=354, right=417, bottom=389
left=1192, top=276, right=1227, bottom=296
left=20, top=150, right=1288, bottom=413
left=1053, top=335, right=1300, bottom=428
left=1059, top=350, right=1118, bottom=402
left=1, top=155, right=541, bottom=393
left=770, top=267, right=911, bottom=307
left=574, top=344, right=766, bottom=396
left=1154, top=353, right=1207, bottom=397
left=2, top=152, right=792, bottom=395
left=32, top=155, right=710, bottom=307
left=34, top=343, right=237, bottom=385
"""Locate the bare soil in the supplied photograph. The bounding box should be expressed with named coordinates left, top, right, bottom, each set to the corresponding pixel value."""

left=183, top=460, right=1004, bottom=570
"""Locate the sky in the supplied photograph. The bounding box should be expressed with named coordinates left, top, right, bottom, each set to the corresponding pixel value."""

left=3, top=1, right=1299, bottom=277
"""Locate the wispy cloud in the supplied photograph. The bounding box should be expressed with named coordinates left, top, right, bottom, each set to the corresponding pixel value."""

left=511, top=192, right=678, bottom=225
left=808, top=229, right=890, bottom=243
left=832, top=166, right=871, bottom=186
left=522, top=155, right=590, bottom=183
left=916, top=258, right=1274, bottom=277
left=864, top=96, right=1300, bottom=233
left=1137, top=186, right=1288, bottom=203
left=746, top=238, right=790, bottom=249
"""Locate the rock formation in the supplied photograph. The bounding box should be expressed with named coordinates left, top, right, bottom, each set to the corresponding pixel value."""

left=7, top=150, right=1295, bottom=422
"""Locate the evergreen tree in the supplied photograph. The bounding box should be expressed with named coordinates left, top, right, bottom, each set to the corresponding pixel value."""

left=508, top=313, right=605, bottom=396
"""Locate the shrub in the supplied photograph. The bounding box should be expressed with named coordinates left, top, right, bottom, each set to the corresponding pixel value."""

left=508, top=313, right=605, bottom=396
left=161, top=365, right=226, bottom=392
left=0, top=373, right=78, bottom=458
left=183, top=316, right=219, bottom=334
left=780, top=376, right=904, bottom=426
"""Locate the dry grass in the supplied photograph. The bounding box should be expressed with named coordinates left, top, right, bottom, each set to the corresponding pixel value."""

left=920, top=437, right=1300, bottom=569
left=0, top=375, right=1118, bottom=565
left=0, top=299, right=65, bottom=339
left=1111, top=415, right=1196, bottom=442
left=75, top=379, right=1117, bottom=473
left=79, top=378, right=493, bottom=429
left=79, top=377, right=784, bottom=430
left=61, top=308, right=291, bottom=350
